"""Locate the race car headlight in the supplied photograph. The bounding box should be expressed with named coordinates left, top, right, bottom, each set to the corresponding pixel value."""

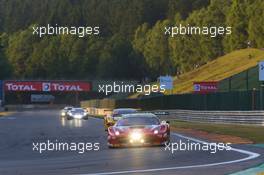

left=61, top=112, right=66, bottom=116
left=154, top=130, right=159, bottom=134
left=115, top=131, right=120, bottom=136
left=130, top=132, right=142, bottom=141
left=74, top=114, right=82, bottom=119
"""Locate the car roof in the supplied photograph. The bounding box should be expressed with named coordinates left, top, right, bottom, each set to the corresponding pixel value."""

left=72, top=108, right=83, bottom=110
left=114, top=108, right=137, bottom=111
left=113, top=108, right=137, bottom=114
left=122, top=113, right=157, bottom=118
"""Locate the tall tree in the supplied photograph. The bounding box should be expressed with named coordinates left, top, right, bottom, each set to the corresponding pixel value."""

left=224, top=0, right=248, bottom=52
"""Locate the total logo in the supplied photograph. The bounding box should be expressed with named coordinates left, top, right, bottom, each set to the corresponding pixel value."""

left=193, top=84, right=201, bottom=91
left=42, top=83, right=51, bottom=92
left=5, top=83, right=37, bottom=91
left=4, top=81, right=89, bottom=92
left=51, top=83, right=83, bottom=91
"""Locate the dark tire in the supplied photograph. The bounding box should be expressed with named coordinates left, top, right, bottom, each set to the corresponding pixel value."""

left=108, top=144, right=118, bottom=149
left=67, top=117, right=73, bottom=120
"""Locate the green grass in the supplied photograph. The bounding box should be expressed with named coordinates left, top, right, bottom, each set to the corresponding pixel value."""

left=171, top=48, right=264, bottom=94
left=171, top=120, right=264, bottom=143
left=129, top=48, right=264, bottom=98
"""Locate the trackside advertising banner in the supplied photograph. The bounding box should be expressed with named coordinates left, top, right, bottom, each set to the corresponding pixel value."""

left=4, top=81, right=91, bottom=92
left=193, top=81, right=218, bottom=94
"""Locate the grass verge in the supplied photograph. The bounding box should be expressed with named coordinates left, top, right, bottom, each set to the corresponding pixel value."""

left=129, top=48, right=264, bottom=98
left=171, top=120, right=264, bottom=143
left=171, top=48, right=264, bottom=94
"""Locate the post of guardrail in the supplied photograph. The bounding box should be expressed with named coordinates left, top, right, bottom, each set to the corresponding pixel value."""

left=229, top=77, right=232, bottom=92
left=246, top=69, right=249, bottom=91
left=203, top=94, right=207, bottom=110
left=252, top=88, right=256, bottom=110
left=260, top=84, right=264, bottom=110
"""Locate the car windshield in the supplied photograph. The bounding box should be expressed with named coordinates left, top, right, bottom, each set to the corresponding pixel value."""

left=72, top=109, right=84, bottom=113
left=116, top=117, right=159, bottom=126
left=114, top=109, right=136, bottom=115
left=113, top=109, right=136, bottom=118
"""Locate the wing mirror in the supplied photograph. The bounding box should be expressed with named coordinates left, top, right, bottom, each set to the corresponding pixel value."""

left=161, top=120, right=170, bottom=125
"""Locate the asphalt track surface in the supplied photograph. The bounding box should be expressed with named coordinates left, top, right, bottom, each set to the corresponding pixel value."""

left=0, top=110, right=263, bottom=175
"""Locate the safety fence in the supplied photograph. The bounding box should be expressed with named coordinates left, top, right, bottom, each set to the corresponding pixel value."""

left=152, top=110, right=264, bottom=125
left=81, top=90, right=264, bottom=111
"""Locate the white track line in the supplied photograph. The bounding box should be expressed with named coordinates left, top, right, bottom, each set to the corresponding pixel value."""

left=78, top=132, right=260, bottom=175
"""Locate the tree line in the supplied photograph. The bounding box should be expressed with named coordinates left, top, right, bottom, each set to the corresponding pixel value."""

left=0, top=0, right=263, bottom=80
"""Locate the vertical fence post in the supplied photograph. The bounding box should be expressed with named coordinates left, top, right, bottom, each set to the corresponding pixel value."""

left=229, top=77, right=232, bottom=92
left=260, top=82, right=264, bottom=110
left=203, top=94, right=207, bottom=110
left=246, top=70, right=249, bottom=91
left=252, top=88, right=256, bottom=110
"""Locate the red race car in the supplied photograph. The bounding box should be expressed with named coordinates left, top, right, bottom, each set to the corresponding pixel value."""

left=107, top=113, right=170, bottom=148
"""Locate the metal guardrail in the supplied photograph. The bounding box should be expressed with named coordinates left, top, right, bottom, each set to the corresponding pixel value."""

left=151, top=110, right=264, bottom=126
left=84, top=107, right=264, bottom=125
left=5, top=104, right=67, bottom=111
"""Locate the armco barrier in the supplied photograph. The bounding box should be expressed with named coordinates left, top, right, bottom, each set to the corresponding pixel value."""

left=5, top=104, right=66, bottom=111
left=151, top=110, right=264, bottom=125
left=83, top=107, right=264, bottom=125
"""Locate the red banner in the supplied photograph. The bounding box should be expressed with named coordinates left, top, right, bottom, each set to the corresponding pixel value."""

left=193, top=81, right=218, bottom=94
left=4, top=81, right=91, bottom=92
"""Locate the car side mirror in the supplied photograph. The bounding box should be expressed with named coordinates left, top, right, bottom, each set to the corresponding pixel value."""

left=161, top=120, right=170, bottom=125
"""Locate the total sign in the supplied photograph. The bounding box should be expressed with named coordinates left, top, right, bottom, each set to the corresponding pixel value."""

left=259, top=61, right=264, bottom=81
left=4, top=81, right=91, bottom=92
left=193, top=81, right=218, bottom=94
left=4, top=82, right=41, bottom=91
left=50, top=82, right=90, bottom=91
left=42, top=83, right=51, bottom=92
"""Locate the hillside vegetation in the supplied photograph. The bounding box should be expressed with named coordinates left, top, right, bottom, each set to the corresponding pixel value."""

left=171, top=48, right=264, bottom=94
left=1, top=0, right=264, bottom=80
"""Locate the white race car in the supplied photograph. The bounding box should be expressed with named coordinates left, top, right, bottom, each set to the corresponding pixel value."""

left=66, top=108, right=88, bottom=120
left=61, top=106, right=73, bottom=117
